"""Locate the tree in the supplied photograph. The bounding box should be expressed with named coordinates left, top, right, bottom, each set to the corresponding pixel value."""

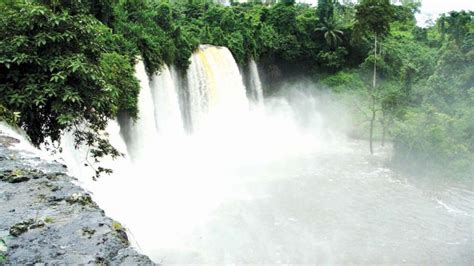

left=316, top=0, right=344, bottom=49
left=315, top=17, right=344, bottom=49
left=438, top=11, right=473, bottom=47
left=354, top=0, right=394, bottom=154
left=0, top=1, right=139, bottom=178
left=317, top=0, right=336, bottom=22
left=38, top=0, right=116, bottom=26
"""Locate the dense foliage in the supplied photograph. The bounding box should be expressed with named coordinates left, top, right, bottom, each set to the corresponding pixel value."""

left=319, top=6, right=473, bottom=179
left=0, top=0, right=472, bottom=179
left=392, top=28, right=474, bottom=178
left=0, top=1, right=139, bottom=178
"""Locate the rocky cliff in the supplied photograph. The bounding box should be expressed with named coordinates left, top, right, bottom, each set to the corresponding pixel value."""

left=0, top=129, right=155, bottom=265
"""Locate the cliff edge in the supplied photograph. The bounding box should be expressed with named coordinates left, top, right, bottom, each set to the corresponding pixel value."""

left=0, top=129, right=155, bottom=265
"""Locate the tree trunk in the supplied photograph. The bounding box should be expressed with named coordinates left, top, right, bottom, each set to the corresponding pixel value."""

left=380, top=111, right=386, bottom=147
left=369, top=35, right=378, bottom=155
left=381, top=122, right=386, bottom=147
left=369, top=107, right=375, bottom=155
left=373, top=35, right=377, bottom=89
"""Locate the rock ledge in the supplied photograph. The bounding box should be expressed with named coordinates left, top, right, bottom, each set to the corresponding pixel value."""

left=0, top=132, right=156, bottom=265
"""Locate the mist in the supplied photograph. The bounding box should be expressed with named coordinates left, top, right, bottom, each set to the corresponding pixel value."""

left=56, top=46, right=473, bottom=265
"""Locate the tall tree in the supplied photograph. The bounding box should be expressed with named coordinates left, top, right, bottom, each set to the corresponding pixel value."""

left=317, top=0, right=336, bottom=22
left=354, top=0, right=394, bottom=154
left=438, top=11, right=473, bottom=47
left=315, top=17, right=344, bottom=49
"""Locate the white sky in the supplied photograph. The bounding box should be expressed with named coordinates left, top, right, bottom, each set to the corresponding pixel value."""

left=417, top=0, right=474, bottom=26
left=419, top=0, right=473, bottom=15
left=297, top=0, right=473, bottom=26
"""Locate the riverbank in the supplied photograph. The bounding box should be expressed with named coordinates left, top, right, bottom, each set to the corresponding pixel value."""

left=0, top=129, right=155, bottom=264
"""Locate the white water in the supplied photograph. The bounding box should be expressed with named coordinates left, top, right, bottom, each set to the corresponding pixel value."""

left=56, top=45, right=474, bottom=265
left=149, top=65, right=185, bottom=137
left=187, top=45, right=249, bottom=133
left=248, top=58, right=264, bottom=107
left=119, top=60, right=160, bottom=162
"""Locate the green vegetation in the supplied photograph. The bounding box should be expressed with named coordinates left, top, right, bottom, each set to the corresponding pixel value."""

left=354, top=0, right=394, bottom=154
left=318, top=3, right=473, bottom=179
left=0, top=237, right=6, bottom=262
left=112, top=221, right=123, bottom=231
left=392, top=26, right=474, bottom=178
left=0, top=1, right=138, bottom=177
left=0, top=0, right=472, bottom=179
left=44, top=216, right=55, bottom=223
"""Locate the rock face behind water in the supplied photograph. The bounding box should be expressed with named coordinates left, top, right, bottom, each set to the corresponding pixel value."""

left=0, top=132, right=156, bottom=265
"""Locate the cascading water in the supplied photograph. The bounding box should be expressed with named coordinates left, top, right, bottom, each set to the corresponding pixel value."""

left=57, top=45, right=473, bottom=265
left=248, top=58, right=264, bottom=106
left=119, top=60, right=160, bottom=162
left=186, top=45, right=249, bottom=132
left=149, top=65, right=185, bottom=137
left=60, top=119, right=131, bottom=198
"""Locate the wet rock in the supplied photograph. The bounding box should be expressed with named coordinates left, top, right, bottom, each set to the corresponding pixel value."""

left=9, top=220, right=34, bottom=237
left=95, top=256, right=108, bottom=265
left=29, top=220, right=45, bottom=229
left=0, top=130, right=156, bottom=265
left=111, top=221, right=129, bottom=245
left=9, top=175, right=30, bottom=183
left=0, top=170, right=30, bottom=183
left=66, top=192, right=96, bottom=207
left=111, top=247, right=156, bottom=264
left=48, top=195, right=65, bottom=202
left=0, top=169, right=46, bottom=183
left=9, top=219, right=46, bottom=237
left=0, top=136, right=20, bottom=147
left=82, top=227, right=96, bottom=239
left=46, top=172, right=66, bottom=180
left=114, top=228, right=129, bottom=245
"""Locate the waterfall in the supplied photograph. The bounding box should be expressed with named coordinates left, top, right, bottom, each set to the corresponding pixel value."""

left=62, top=45, right=256, bottom=170
left=149, top=65, right=185, bottom=137
left=248, top=59, right=264, bottom=106
left=59, top=45, right=275, bottom=192
left=119, top=60, right=160, bottom=162
left=60, top=45, right=328, bottom=264
left=8, top=42, right=469, bottom=266
left=186, top=45, right=249, bottom=132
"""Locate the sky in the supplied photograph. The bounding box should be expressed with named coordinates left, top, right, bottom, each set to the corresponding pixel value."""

left=416, top=0, right=474, bottom=26
left=295, top=0, right=473, bottom=26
